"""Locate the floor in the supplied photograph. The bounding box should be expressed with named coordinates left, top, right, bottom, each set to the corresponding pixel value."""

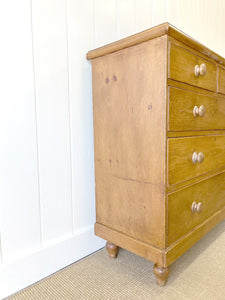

left=8, top=220, right=225, bottom=300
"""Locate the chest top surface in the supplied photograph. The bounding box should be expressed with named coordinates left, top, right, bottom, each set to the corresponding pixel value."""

left=87, top=22, right=225, bottom=67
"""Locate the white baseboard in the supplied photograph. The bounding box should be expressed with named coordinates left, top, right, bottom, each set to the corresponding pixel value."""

left=0, top=225, right=105, bottom=299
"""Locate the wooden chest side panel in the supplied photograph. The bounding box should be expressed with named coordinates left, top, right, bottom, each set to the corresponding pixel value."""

left=95, top=174, right=166, bottom=248
left=92, top=36, right=167, bottom=248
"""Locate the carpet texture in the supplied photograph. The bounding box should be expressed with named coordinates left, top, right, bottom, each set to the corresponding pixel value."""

left=8, top=220, right=225, bottom=300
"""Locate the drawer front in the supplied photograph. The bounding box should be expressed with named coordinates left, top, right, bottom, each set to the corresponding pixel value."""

left=168, top=172, right=225, bottom=245
left=169, top=43, right=217, bottom=91
left=218, top=67, right=225, bottom=94
left=169, top=87, right=225, bottom=131
left=168, top=135, right=225, bottom=186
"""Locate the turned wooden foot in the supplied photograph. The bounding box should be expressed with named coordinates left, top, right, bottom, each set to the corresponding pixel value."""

left=153, top=264, right=169, bottom=286
left=106, top=241, right=119, bottom=258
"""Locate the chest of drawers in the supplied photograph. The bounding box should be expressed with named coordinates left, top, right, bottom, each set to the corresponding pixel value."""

left=87, top=23, right=225, bottom=286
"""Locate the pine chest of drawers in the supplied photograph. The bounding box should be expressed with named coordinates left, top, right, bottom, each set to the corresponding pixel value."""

left=87, top=23, right=225, bottom=286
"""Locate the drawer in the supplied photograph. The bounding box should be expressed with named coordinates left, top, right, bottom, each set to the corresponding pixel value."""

left=169, top=43, right=217, bottom=91
left=169, top=86, right=225, bottom=131
left=218, top=67, right=225, bottom=94
left=168, top=135, right=225, bottom=185
left=168, top=172, right=225, bottom=245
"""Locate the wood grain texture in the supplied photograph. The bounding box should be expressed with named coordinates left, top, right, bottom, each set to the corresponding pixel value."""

left=169, top=42, right=217, bottom=92
left=218, top=67, right=225, bottom=95
left=106, top=241, right=119, bottom=258
left=167, top=168, right=225, bottom=194
left=3, top=1, right=225, bottom=295
left=168, top=35, right=219, bottom=67
left=168, top=172, right=225, bottom=245
left=169, top=86, right=225, bottom=131
left=168, top=25, right=225, bottom=65
left=87, top=22, right=169, bottom=59
left=95, top=223, right=165, bottom=266
left=168, top=77, right=225, bottom=99
left=168, top=135, right=225, bottom=185
left=153, top=264, right=169, bottom=286
left=168, top=130, right=225, bottom=138
left=166, top=205, right=225, bottom=266
left=89, top=22, right=225, bottom=286
left=92, top=36, right=167, bottom=248
left=87, top=22, right=225, bottom=66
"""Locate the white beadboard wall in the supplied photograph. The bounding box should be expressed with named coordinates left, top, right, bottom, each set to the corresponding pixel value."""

left=0, top=0, right=225, bottom=298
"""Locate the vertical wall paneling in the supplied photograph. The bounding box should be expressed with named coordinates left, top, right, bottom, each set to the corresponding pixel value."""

left=198, top=0, right=224, bottom=56
left=178, top=0, right=199, bottom=38
left=212, top=0, right=221, bottom=55
left=0, top=0, right=41, bottom=262
left=67, top=0, right=96, bottom=231
left=94, top=0, right=117, bottom=47
left=1, top=1, right=225, bottom=297
left=198, top=0, right=216, bottom=50
left=0, top=234, right=2, bottom=263
left=117, top=0, right=136, bottom=39
left=216, top=0, right=225, bottom=56
left=167, top=0, right=179, bottom=27
left=152, top=0, right=167, bottom=26
left=0, top=164, right=1, bottom=265
left=31, top=0, right=72, bottom=244
left=136, top=0, right=153, bottom=32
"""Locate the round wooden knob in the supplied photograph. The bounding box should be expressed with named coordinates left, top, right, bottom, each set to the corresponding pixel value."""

left=194, top=65, right=200, bottom=76
left=194, top=63, right=207, bottom=76
left=192, top=152, right=198, bottom=164
left=193, top=105, right=206, bottom=117
left=200, top=63, right=207, bottom=75
left=197, top=152, right=204, bottom=163
left=192, top=152, right=204, bottom=164
left=191, top=201, right=203, bottom=213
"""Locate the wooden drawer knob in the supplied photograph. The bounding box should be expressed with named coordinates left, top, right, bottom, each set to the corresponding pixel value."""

left=194, top=63, right=207, bottom=76
left=193, top=105, right=206, bottom=117
left=192, top=151, right=204, bottom=164
left=191, top=201, right=202, bottom=213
